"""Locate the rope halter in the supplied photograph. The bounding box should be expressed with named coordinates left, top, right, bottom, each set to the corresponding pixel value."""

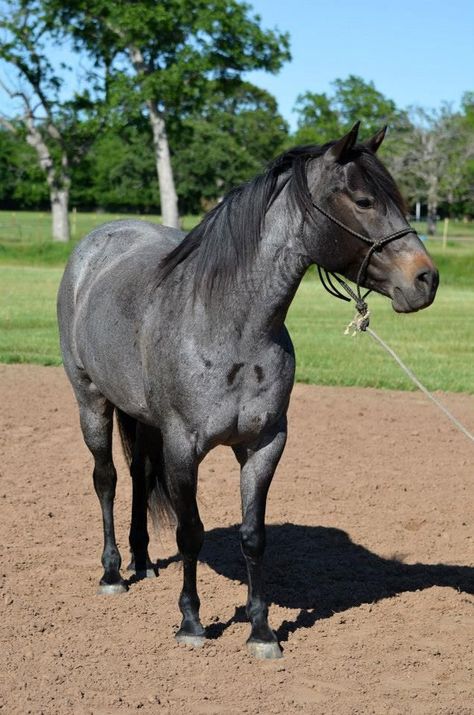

left=309, top=199, right=418, bottom=330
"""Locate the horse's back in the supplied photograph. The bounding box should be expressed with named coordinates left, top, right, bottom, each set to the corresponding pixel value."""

left=63, top=219, right=183, bottom=296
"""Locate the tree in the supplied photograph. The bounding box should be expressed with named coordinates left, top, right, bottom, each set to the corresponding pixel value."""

left=388, top=105, right=474, bottom=232
left=172, top=81, right=288, bottom=212
left=293, top=75, right=404, bottom=146
left=45, top=0, right=290, bottom=228
left=0, top=0, right=99, bottom=240
left=293, top=92, right=339, bottom=145
left=72, top=119, right=160, bottom=212
left=0, top=125, right=49, bottom=208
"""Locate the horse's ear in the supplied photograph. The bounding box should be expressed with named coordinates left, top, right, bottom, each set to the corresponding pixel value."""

left=325, top=121, right=360, bottom=163
left=365, top=125, right=387, bottom=154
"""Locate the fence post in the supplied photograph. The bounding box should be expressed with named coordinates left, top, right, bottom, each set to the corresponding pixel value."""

left=72, top=207, right=77, bottom=239
left=442, top=218, right=449, bottom=251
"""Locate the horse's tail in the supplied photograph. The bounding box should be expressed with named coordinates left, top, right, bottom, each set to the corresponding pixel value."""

left=115, top=409, right=176, bottom=527
left=116, top=408, right=136, bottom=467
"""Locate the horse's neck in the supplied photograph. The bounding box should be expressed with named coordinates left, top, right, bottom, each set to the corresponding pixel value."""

left=213, top=210, right=310, bottom=337
left=254, top=233, right=309, bottom=329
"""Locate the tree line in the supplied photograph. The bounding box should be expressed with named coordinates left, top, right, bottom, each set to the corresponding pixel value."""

left=0, top=0, right=473, bottom=241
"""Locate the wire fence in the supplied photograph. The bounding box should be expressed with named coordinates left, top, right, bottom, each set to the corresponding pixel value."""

left=0, top=210, right=473, bottom=245
left=0, top=210, right=202, bottom=243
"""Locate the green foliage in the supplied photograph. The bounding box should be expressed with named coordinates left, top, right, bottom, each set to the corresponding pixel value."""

left=293, top=92, right=339, bottom=145
left=331, top=75, right=403, bottom=136
left=384, top=104, right=474, bottom=224
left=72, top=122, right=161, bottom=211
left=46, top=0, right=291, bottom=111
left=293, top=75, right=405, bottom=146
left=172, top=82, right=289, bottom=211
left=0, top=128, right=49, bottom=208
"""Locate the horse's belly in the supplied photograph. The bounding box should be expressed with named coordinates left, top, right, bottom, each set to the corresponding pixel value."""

left=73, top=283, right=151, bottom=420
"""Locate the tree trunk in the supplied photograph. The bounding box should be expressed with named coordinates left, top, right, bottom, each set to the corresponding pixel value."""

left=128, top=46, right=180, bottom=228
left=427, top=202, right=437, bottom=236
left=147, top=101, right=180, bottom=228
left=24, top=113, right=71, bottom=241
left=51, top=187, right=70, bottom=242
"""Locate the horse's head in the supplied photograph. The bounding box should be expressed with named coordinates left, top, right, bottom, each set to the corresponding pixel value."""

left=305, top=123, right=438, bottom=313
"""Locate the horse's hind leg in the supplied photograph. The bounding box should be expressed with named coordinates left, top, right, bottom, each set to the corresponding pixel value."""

left=127, top=425, right=157, bottom=578
left=234, top=419, right=287, bottom=659
left=77, top=384, right=127, bottom=595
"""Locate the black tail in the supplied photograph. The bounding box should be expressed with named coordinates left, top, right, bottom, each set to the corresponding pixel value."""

left=115, top=409, right=176, bottom=527
left=116, top=408, right=137, bottom=467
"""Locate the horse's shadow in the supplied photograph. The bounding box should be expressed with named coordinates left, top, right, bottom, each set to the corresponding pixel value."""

left=159, top=523, right=473, bottom=642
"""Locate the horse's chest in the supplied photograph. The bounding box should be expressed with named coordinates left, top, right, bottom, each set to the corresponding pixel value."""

left=198, top=357, right=294, bottom=447
left=146, top=331, right=295, bottom=449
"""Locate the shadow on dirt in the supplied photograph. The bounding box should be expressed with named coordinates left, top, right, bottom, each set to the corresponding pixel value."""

left=173, top=523, right=474, bottom=642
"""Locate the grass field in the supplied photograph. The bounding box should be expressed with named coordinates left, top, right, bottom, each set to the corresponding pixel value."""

left=1, top=210, right=472, bottom=391
left=1, top=263, right=473, bottom=392
left=0, top=211, right=199, bottom=266
left=0, top=210, right=473, bottom=272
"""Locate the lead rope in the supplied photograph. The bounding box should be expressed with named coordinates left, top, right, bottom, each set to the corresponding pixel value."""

left=329, top=265, right=474, bottom=446
left=365, top=327, right=474, bottom=444
left=304, top=203, right=474, bottom=445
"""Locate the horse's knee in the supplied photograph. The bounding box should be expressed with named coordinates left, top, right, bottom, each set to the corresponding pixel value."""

left=240, top=523, right=265, bottom=559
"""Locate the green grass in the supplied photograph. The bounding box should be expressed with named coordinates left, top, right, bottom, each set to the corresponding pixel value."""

left=0, top=210, right=472, bottom=390
left=0, top=210, right=200, bottom=266
left=0, top=211, right=473, bottom=271
left=0, top=265, right=63, bottom=365
left=286, top=278, right=474, bottom=392
left=1, top=264, right=473, bottom=392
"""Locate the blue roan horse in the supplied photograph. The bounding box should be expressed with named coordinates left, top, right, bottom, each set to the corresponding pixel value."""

left=57, top=123, right=438, bottom=659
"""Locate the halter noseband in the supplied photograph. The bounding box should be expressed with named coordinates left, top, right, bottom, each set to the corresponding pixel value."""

left=308, top=199, right=417, bottom=328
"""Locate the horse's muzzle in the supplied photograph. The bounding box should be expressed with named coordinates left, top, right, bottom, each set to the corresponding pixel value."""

left=391, top=265, right=439, bottom=313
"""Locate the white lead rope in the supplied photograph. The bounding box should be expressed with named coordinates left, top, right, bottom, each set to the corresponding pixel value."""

left=364, top=325, right=474, bottom=445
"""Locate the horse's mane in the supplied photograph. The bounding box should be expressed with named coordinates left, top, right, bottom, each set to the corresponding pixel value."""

left=157, top=142, right=405, bottom=300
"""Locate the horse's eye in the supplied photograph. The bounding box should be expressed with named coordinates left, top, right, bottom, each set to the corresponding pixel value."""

left=355, top=197, right=374, bottom=209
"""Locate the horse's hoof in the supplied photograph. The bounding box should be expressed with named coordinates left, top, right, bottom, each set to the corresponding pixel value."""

left=175, top=630, right=206, bottom=648
left=246, top=640, right=283, bottom=660
left=129, top=567, right=157, bottom=579
left=97, top=581, right=128, bottom=595
left=127, top=560, right=157, bottom=578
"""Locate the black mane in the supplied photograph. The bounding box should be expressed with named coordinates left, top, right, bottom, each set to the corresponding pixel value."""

left=157, top=143, right=405, bottom=299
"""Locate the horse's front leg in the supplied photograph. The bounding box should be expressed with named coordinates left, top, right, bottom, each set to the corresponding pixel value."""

left=162, top=433, right=206, bottom=647
left=234, top=417, right=287, bottom=659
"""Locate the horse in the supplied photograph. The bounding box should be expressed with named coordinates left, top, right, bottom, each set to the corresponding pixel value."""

left=57, top=122, right=438, bottom=659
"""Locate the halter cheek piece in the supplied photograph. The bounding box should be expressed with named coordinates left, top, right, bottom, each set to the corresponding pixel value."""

left=307, top=199, right=418, bottom=329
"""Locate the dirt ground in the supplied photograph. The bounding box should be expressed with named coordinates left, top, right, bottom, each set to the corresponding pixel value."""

left=0, top=364, right=473, bottom=715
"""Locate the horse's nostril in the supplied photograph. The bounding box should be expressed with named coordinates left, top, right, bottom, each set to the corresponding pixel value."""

left=416, top=270, right=429, bottom=284
left=416, top=268, right=438, bottom=292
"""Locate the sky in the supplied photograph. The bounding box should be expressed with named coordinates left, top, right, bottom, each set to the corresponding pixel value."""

left=1, top=0, right=472, bottom=130
left=245, top=0, right=473, bottom=129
